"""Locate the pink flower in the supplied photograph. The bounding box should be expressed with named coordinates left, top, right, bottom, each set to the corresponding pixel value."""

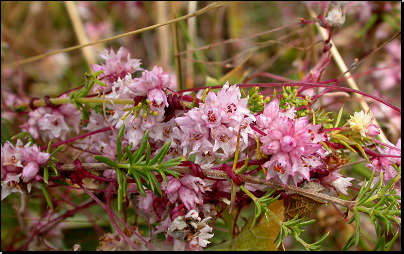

left=257, top=99, right=326, bottom=185
left=91, top=47, right=142, bottom=92
left=20, top=107, right=50, bottom=139
left=175, top=83, right=255, bottom=163
left=1, top=140, right=50, bottom=200
left=137, top=189, right=168, bottom=224
left=20, top=95, right=81, bottom=141
left=148, top=88, right=169, bottom=110
left=37, top=111, right=70, bottom=140
left=130, top=66, right=171, bottom=96
left=367, top=138, right=401, bottom=183
left=163, top=175, right=209, bottom=210
left=21, top=162, right=40, bottom=183
left=319, top=171, right=354, bottom=196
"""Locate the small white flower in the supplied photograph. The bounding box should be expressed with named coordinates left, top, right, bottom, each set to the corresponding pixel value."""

left=325, top=3, right=346, bottom=28
left=330, top=176, right=355, bottom=196
left=347, top=110, right=375, bottom=138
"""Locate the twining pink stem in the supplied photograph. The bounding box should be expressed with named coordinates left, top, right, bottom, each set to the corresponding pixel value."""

left=106, top=183, right=142, bottom=251
left=40, top=127, right=112, bottom=150
left=80, top=183, right=157, bottom=250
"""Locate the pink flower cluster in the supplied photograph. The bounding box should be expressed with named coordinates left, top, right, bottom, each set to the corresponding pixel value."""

left=91, top=47, right=142, bottom=92
left=20, top=97, right=81, bottom=141
left=367, top=138, right=401, bottom=183
left=1, top=139, right=50, bottom=200
left=106, top=66, right=173, bottom=150
left=175, top=82, right=256, bottom=164
left=255, top=99, right=327, bottom=186
left=6, top=45, right=400, bottom=250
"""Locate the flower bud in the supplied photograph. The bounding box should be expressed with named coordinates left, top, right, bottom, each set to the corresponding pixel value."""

left=367, top=124, right=380, bottom=137
left=21, top=162, right=40, bottom=182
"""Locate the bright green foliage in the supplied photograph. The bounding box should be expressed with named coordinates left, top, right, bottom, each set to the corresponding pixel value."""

left=93, top=126, right=182, bottom=212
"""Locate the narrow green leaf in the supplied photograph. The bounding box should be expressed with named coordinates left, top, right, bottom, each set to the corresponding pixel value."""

left=125, top=146, right=133, bottom=165
left=130, top=169, right=147, bottom=197
left=373, top=235, right=386, bottom=251
left=52, top=179, right=70, bottom=186
left=314, top=231, right=330, bottom=246
left=156, top=168, right=168, bottom=187
left=355, top=177, right=370, bottom=204
left=353, top=141, right=369, bottom=163
left=379, top=177, right=396, bottom=196
left=93, top=78, right=107, bottom=87
left=385, top=230, right=399, bottom=251
left=46, top=141, right=53, bottom=154
left=338, top=140, right=358, bottom=155
left=157, top=141, right=172, bottom=164
left=122, top=173, right=128, bottom=199
left=148, top=172, right=162, bottom=196
left=43, top=167, right=49, bottom=184
left=146, top=171, right=155, bottom=193
left=372, top=196, right=388, bottom=210
left=93, top=70, right=105, bottom=76
left=149, top=142, right=170, bottom=166
left=133, top=131, right=149, bottom=163
left=342, top=234, right=356, bottom=251
left=161, top=168, right=181, bottom=179
left=116, top=124, right=126, bottom=163
left=357, top=172, right=375, bottom=204
left=93, top=155, right=119, bottom=168
left=135, top=155, right=146, bottom=164
left=354, top=209, right=361, bottom=232
left=117, top=169, right=123, bottom=187
left=48, top=162, right=59, bottom=175
left=50, top=145, right=64, bottom=157
left=145, top=142, right=151, bottom=165
left=117, top=186, right=123, bottom=212
left=39, top=182, right=53, bottom=211
left=334, top=106, right=344, bottom=128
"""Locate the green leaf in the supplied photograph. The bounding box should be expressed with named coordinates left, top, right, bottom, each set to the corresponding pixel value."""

left=148, top=171, right=162, bottom=196
left=122, top=173, right=127, bottom=199
left=125, top=146, right=133, bottom=165
left=52, top=179, right=70, bottom=186
left=117, top=185, right=123, bottom=212
left=161, top=168, right=181, bottom=179
left=133, top=131, right=149, bottom=163
left=93, top=70, right=105, bottom=76
left=39, top=182, right=53, bottom=211
left=353, top=140, right=369, bottom=163
left=145, top=142, right=151, bottom=165
left=149, top=141, right=172, bottom=166
left=116, top=124, right=126, bottom=163
left=338, top=139, right=358, bottom=155
left=93, top=78, right=107, bottom=87
left=158, top=157, right=182, bottom=169
left=385, top=230, right=400, bottom=251
left=43, top=167, right=49, bottom=184
left=46, top=141, right=53, bottom=154
left=49, top=145, right=64, bottom=158
left=130, top=170, right=147, bottom=197
left=93, top=155, right=119, bottom=168
left=373, top=235, right=386, bottom=250
left=117, top=169, right=123, bottom=187
left=48, top=162, right=59, bottom=175
left=342, top=234, right=356, bottom=251
left=156, top=168, right=168, bottom=188
left=334, top=107, right=344, bottom=127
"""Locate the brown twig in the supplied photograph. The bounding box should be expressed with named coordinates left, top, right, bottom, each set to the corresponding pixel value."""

left=60, top=163, right=356, bottom=209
